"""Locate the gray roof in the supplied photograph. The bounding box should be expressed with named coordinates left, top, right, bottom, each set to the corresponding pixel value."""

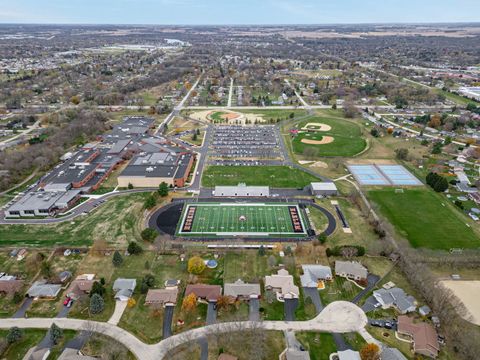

left=113, top=278, right=136, bottom=299
left=285, top=349, right=310, bottom=360
left=300, top=265, right=332, bottom=287
left=224, top=279, right=260, bottom=297
left=7, top=189, right=79, bottom=213
left=335, top=261, right=368, bottom=279
left=27, top=281, right=62, bottom=298
left=381, top=347, right=408, bottom=360
left=214, top=184, right=270, bottom=197
left=311, top=182, right=338, bottom=191
left=58, top=348, right=96, bottom=360
left=373, top=287, right=416, bottom=313
left=337, top=350, right=361, bottom=360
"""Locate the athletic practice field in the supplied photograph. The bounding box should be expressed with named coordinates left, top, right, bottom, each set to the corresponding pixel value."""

left=176, top=203, right=309, bottom=238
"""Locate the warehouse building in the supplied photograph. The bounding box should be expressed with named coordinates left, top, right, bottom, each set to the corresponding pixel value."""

left=310, top=182, right=338, bottom=196
left=213, top=183, right=270, bottom=197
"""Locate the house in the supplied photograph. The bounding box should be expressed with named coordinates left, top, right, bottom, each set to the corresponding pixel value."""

left=58, top=348, right=96, bottom=360
left=165, top=279, right=180, bottom=288
left=337, top=349, right=361, bottom=360
left=397, top=316, right=440, bottom=358
left=265, top=269, right=299, bottom=301
left=300, top=265, right=332, bottom=287
left=310, top=182, right=338, bottom=196
left=373, top=287, right=417, bottom=314
left=26, top=280, right=62, bottom=299
left=224, top=279, right=261, bottom=300
left=112, top=278, right=136, bottom=301
left=335, top=261, right=368, bottom=281
left=66, top=274, right=96, bottom=300
left=381, top=347, right=408, bottom=360
left=419, top=305, right=432, bottom=316
left=0, top=274, right=23, bottom=295
left=145, top=288, right=178, bottom=307
left=185, top=284, right=222, bottom=302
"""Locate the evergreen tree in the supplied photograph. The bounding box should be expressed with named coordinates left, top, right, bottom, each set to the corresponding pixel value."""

left=90, top=293, right=105, bottom=314
left=6, top=327, right=23, bottom=344
left=112, top=250, right=123, bottom=267
left=50, top=323, right=63, bottom=345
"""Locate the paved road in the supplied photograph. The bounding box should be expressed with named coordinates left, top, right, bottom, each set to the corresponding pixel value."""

left=351, top=274, right=380, bottom=305
left=188, top=124, right=213, bottom=191
left=284, top=298, right=298, bottom=321
left=12, top=297, right=33, bottom=318
left=248, top=298, right=260, bottom=321
left=163, top=306, right=174, bottom=339
left=206, top=302, right=217, bottom=325
left=302, top=287, right=323, bottom=314
left=0, top=301, right=368, bottom=360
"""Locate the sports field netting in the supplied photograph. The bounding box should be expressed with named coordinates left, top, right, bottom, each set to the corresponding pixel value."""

left=176, top=203, right=309, bottom=238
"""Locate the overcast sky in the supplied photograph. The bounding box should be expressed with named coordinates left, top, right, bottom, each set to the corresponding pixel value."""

left=1, top=0, right=479, bottom=25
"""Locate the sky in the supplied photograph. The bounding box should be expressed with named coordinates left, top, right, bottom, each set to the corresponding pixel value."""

left=0, top=0, right=479, bottom=25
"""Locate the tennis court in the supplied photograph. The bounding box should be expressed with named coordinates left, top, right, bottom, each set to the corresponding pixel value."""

left=176, top=202, right=309, bottom=238
left=348, top=164, right=422, bottom=186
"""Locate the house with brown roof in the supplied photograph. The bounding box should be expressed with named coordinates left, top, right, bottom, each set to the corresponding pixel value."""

left=66, top=274, right=96, bottom=300
left=185, top=284, right=222, bottom=302
left=145, top=288, right=178, bottom=307
left=0, top=274, right=23, bottom=295
left=397, top=316, right=440, bottom=358
left=265, top=269, right=299, bottom=301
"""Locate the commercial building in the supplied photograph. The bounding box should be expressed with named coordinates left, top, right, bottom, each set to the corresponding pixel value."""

left=213, top=183, right=270, bottom=197
left=310, top=182, right=338, bottom=196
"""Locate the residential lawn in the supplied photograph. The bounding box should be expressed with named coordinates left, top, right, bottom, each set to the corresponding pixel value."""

left=118, top=293, right=164, bottom=344
left=216, top=302, right=250, bottom=322
left=367, top=326, right=412, bottom=358
left=206, top=330, right=285, bottom=360
left=81, top=333, right=136, bottom=359
left=67, top=289, right=116, bottom=322
left=0, top=193, right=149, bottom=248
left=368, top=188, right=480, bottom=249
left=223, top=251, right=269, bottom=283
left=290, top=115, right=366, bottom=157
left=47, top=329, right=77, bottom=359
left=26, top=299, right=63, bottom=318
left=343, top=332, right=367, bottom=351
left=260, top=292, right=285, bottom=321
left=202, top=166, right=319, bottom=188
left=319, top=276, right=361, bottom=305
left=0, top=329, right=46, bottom=360
left=296, top=332, right=337, bottom=360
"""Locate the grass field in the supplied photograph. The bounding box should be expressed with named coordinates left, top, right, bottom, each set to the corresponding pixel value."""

left=291, top=115, right=366, bottom=157
left=177, top=203, right=309, bottom=238
left=296, top=332, right=337, bottom=360
left=202, top=165, right=319, bottom=188
left=368, top=188, right=480, bottom=249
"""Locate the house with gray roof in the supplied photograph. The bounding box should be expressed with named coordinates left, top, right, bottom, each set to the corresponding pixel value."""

left=300, top=265, right=332, bottom=287
left=224, top=279, right=260, bottom=300
left=335, top=261, right=368, bottom=281
left=337, top=349, right=361, bottom=360
left=26, top=280, right=62, bottom=298
left=113, top=278, right=136, bottom=301
left=373, top=287, right=416, bottom=314
left=381, top=347, right=408, bottom=360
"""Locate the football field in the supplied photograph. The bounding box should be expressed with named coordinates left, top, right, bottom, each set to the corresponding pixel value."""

left=176, top=202, right=309, bottom=238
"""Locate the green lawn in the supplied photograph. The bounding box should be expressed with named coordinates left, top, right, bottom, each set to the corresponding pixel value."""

left=202, top=166, right=319, bottom=188
left=0, top=329, right=46, bottom=360
left=319, top=276, right=361, bottom=305
left=368, top=188, right=480, bottom=249
left=296, top=332, right=337, bottom=360
left=223, top=251, right=269, bottom=283
left=290, top=116, right=366, bottom=157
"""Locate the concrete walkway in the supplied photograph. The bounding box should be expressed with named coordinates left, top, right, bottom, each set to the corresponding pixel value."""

left=108, top=300, right=128, bottom=326
left=0, top=301, right=367, bottom=360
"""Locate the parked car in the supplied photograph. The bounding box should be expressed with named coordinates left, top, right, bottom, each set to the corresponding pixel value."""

left=63, top=297, right=72, bottom=306
left=64, top=249, right=72, bottom=257
left=67, top=298, right=74, bottom=308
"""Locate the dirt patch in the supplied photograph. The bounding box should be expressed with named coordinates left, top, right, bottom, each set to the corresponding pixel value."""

left=302, top=123, right=332, bottom=132
left=220, top=113, right=240, bottom=121
left=310, top=161, right=328, bottom=169
left=440, top=280, right=480, bottom=325
left=301, top=136, right=334, bottom=145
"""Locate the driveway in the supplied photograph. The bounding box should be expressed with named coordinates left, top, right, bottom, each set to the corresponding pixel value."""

left=206, top=302, right=217, bottom=325
left=56, top=303, right=74, bottom=318
left=303, top=287, right=323, bottom=314
left=249, top=298, right=260, bottom=321
left=12, top=297, right=33, bottom=318
left=351, top=274, right=380, bottom=304
left=284, top=298, right=298, bottom=321
left=362, top=296, right=379, bottom=313
left=198, top=336, right=208, bottom=360
left=162, top=306, right=174, bottom=339
left=108, top=300, right=128, bottom=326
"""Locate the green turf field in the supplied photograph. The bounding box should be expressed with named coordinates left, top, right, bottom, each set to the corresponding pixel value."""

left=291, top=116, right=366, bottom=157
left=176, top=203, right=309, bottom=238
left=368, top=188, right=480, bottom=249
left=201, top=165, right=319, bottom=188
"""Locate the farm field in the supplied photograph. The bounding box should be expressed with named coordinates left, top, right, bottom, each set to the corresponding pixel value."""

left=368, top=188, right=480, bottom=249
left=290, top=115, right=366, bottom=157
left=201, top=165, right=319, bottom=188
left=177, top=202, right=309, bottom=238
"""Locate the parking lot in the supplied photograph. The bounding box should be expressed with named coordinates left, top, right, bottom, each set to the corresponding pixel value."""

left=209, top=125, right=282, bottom=160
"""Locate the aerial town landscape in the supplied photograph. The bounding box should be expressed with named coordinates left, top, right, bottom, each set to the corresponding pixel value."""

left=0, top=1, right=480, bottom=360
